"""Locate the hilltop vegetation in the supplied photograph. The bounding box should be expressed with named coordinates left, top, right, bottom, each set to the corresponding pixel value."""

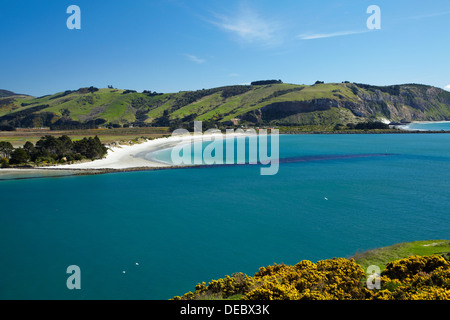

left=173, top=240, right=450, bottom=300
left=1, top=82, right=450, bottom=131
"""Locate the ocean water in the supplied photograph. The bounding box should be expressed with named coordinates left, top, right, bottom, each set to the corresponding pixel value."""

left=399, top=121, right=450, bottom=131
left=1, top=133, right=450, bottom=300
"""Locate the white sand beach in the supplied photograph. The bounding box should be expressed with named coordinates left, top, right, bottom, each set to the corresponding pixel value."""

left=50, top=132, right=246, bottom=170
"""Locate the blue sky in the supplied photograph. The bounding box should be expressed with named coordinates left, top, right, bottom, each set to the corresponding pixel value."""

left=1, top=0, right=449, bottom=96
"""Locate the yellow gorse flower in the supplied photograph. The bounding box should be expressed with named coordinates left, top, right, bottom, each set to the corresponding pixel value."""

left=172, top=255, right=450, bottom=300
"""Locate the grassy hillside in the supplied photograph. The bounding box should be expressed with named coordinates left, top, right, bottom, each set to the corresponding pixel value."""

left=352, top=240, right=450, bottom=271
left=1, top=82, right=450, bottom=130
left=0, top=90, right=23, bottom=98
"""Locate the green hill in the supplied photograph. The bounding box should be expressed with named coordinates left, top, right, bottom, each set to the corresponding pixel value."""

left=1, top=82, right=450, bottom=130
left=0, top=89, right=22, bottom=98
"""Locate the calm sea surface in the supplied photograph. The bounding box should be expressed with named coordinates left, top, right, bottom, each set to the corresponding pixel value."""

left=1, top=133, right=450, bottom=299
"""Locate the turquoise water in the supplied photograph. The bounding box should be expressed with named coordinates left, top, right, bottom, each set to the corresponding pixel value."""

left=1, top=134, right=450, bottom=300
left=0, top=169, right=80, bottom=181
left=400, top=121, right=450, bottom=131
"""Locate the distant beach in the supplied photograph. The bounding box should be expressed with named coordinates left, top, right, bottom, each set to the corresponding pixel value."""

left=1, top=128, right=450, bottom=180
left=0, top=134, right=226, bottom=180
left=0, top=132, right=251, bottom=179
left=47, top=132, right=248, bottom=170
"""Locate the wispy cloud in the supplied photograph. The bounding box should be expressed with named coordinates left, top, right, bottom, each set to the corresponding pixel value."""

left=408, top=11, right=450, bottom=20
left=207, top=4, right=282, bottom=47
left=185, top=54, right=206, bottom=64
left=445, top=85, right=450, bottom=91
left=394, top=10, right=450, bottom=23
left=297, top=30, right=369, bottom=40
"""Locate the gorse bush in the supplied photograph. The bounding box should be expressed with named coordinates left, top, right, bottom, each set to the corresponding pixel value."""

left=371, top=255, right=450, bottom=300
left=245, top=258, right=370, bottom=300
left=173, top=255, right=450, bottom=300
left=382, top=255, right=449, bottom=281
left=177, top=273, right=255, bottom=300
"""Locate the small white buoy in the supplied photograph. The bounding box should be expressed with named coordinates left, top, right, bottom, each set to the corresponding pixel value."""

left=122, top=271, right=126, bottom=274
left=324, top=197, right=328, bottom=200
left=136, top=262, right=139, bottom=266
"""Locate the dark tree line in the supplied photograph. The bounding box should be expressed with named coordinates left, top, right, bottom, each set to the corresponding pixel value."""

left=77, top=86, right=99, bottom=94
left=142, top=90, right=164, bottom=96
left=346, top=121, right=390, bottom=130
left=251, top=80, right=283, bottom=86
left=122, top=90, right=137, bottom=94
left=0, top=135, right=108, bottom=167
left=49, top=118, right=107, bottom=130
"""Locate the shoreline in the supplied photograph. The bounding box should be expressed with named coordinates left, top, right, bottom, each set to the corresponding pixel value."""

left=2, top=129, right=450, bottom=178
left=0, top=165, right=201, bottom=181
left=402, top=120, right=450, bottom=124
left=0, top=153, right=397, bottom=180
left=49, top=132, right=248, bottom=170
left=0, top=133, right=248, bottom=177
left=392, top=120, right=450, bottom=131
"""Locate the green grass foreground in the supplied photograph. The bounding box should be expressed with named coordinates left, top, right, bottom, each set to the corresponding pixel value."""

left=173, top=240, right=450, bottom=300
left=353, top=240, right=450, bottom=271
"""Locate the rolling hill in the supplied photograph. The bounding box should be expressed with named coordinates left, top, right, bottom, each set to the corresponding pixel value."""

left=1, top=81, right=450, bottom=130
left=0, top=90, right=21, bottom=98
